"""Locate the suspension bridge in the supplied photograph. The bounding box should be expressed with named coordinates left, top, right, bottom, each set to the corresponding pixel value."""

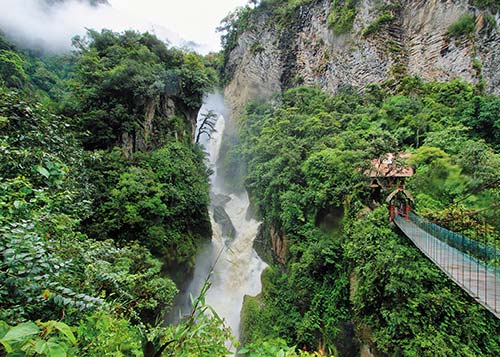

left=368, top=152, right=500, bottom=318
left=392, top=208, right=500, bottom=319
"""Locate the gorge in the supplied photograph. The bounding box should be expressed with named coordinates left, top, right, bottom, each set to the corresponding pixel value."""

left=1, top=1, right=500, bottom=356
left=171, top=93, right=267, bottom=343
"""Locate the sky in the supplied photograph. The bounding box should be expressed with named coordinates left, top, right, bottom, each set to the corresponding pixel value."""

left=109, top=0, right=248, bottom=53
left=0, top=0, right=249, bottom=53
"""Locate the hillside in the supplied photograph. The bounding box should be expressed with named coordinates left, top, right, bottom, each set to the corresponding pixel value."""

left=218, top=1, right=500, bottom=356
left=0, top=30, right=231, bottom=356
left=1, top=1, right=500, bottom=356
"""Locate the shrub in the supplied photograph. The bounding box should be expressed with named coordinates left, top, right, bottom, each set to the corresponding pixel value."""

left=327, top=0, right=360, bottom=35
left=447, top=13, right=476, bottom=39
left=363, top=12, right=395, bottom=37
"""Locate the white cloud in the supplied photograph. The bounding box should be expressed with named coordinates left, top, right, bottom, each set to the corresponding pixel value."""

left=109, top=0, right=249, bottom=53
left=0, top=0, right=248, bottom=53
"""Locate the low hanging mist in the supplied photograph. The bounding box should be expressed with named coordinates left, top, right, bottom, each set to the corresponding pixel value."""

left=0, top=0, right=188, bottom=53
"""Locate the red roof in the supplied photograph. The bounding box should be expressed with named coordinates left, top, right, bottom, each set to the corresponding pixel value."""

left=367, top=153, right=414, bottom=178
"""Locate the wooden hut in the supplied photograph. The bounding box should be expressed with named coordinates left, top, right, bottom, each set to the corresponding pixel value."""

left=366, top=153, right=415, bottom=219
left=366, top=153, right=414, bottom=191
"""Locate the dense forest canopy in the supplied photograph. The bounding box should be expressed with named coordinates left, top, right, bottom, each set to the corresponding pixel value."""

left=230, top=83, right=500, bottom=355
left=63, top=29, right=217, bottom=150
left=0, top=30, right=233, bottom=356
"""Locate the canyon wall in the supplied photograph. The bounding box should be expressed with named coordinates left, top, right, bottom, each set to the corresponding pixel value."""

left=225, top=0, right=500, bottom=117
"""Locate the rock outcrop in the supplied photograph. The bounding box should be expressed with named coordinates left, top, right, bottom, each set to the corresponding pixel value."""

left=224, top=0, right=500, bottom=117
left=121, top=95, right=198, bottom=157
left=213, top=205, right=237, bottom=239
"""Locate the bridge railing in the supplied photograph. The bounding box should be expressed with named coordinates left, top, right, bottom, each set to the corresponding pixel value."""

left=406, top=211, right=500, bottom=268
left=394, top=210, right=500, bottom=319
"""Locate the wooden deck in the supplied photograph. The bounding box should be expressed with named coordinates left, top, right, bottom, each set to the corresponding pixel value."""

left=394, top=214, right=500, bottom=319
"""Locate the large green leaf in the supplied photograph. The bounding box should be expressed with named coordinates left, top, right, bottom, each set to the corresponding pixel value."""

left=53, top=322, right=76, bottom=345
left=0, top=321, right=10, bottom=339
left=34, top=340, right=48, bottom=354
left=46, top=339, right=68, bottom=357
left=1, top=321, right=39, bottom=342
left=0, top=339, right=13, bottom=353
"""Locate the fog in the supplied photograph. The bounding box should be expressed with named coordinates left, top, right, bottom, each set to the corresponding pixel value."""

left=0, top=0, right=188, bottom=53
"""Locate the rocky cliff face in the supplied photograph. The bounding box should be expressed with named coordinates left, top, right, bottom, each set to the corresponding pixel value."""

left=224, top=0, right=500, bottom=117
left=121, top=95, right=198, bottom=157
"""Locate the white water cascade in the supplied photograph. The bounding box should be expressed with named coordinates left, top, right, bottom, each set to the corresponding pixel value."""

left=182, top=93, right=267, bottom=343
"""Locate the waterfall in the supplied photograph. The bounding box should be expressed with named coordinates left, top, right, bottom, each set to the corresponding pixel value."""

left=176, top=92, right=267, bottom=343
left=206, top=191, right=265, bottom=340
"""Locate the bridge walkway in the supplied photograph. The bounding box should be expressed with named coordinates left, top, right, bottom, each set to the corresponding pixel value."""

left=394, top=213, right=500, bottom=319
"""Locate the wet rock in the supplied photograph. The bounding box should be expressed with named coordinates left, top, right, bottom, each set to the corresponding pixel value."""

left=213, top=205, right=236, bottom=239
left=211, top=193, right=232, bottom=207
left=253, top=223, right=273, bottom=265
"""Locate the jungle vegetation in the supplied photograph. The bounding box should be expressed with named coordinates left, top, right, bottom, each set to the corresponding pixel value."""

left=228, top=82, right=500, bottom=356
left=2, top=0, right=500, bottom=355
left=0, top=30, right=234, bottom=356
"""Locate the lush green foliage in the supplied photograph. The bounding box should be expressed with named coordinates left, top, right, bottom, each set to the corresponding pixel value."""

left=0, top=37, right=73, bottom=102
left=239, top=337, right=326, bottom=356
left=2, top=286, right=232, bottom=357
left=0, top=320, right=78, bottom=356
left=235, top=82, right=500, bottom=354
left=83, top=143, right=212, bottom=268
left=462, top=95, right=500, bottom=148
left=0, top=31, right=229, bottom=356
left=235, top=87, right=375, bottom=353
left=0, top=50, right=28, bottom=88
left=0, top=286, right=233, bottom=357
left=0, top=94, right=178, bottom=354
left=0, top=91, right=178, bottom=323
left=152, top=280, right=233, bottom=356
left=63, top=30, right=216, bottom=149
left=363, top=12, right=395, bottom=37
left=472, top=0, right=500, bottom=11
left=345, top=208, right=500, bottom=356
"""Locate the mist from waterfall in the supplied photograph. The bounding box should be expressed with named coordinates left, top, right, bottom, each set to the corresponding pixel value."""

left=0, top=0, right=186, bottom=53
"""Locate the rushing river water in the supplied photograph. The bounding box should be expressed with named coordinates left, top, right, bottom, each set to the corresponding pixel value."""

left=170, top=93, right=267, bottom=344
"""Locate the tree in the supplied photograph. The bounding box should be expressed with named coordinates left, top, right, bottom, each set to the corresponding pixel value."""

left=196, top=110, right=218, bottom=144
left=64, top=29, right=216, bottom=150
left=0, top=50, right=27, bottom=88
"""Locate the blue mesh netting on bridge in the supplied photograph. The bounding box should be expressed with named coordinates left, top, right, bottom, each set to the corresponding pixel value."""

left=394, top=211, right=500, bottom=319
left=408, top=211, right=499, bottom=266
